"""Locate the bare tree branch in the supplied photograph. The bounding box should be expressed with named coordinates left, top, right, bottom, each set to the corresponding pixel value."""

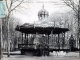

left=62, top=0, right=78, bottom=15
left=18, top=5, right=29, bottom=10
left=5, top=0, right=9, bottom=12
left=9, top=0, right=13, bottom=10
left=15, top=8, right=28, bottom=15
left=13, top=0, right=19, bottom=3
left=11, top=0, right=24, bottom=12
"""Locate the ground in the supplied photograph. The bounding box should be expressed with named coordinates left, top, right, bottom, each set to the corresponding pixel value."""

left=2, top=51, right=80, bottom=60
left=2, top=55, right=80, bottom=60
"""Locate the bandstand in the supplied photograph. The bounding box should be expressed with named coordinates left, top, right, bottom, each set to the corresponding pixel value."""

left=15, top=23, right=69, bottom=56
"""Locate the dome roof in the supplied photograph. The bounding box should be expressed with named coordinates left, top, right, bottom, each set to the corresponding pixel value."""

left=38, top=5, right=49, bottom=16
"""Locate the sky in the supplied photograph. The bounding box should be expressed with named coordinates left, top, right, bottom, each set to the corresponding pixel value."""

left=13, top=0, right=72, bottom=24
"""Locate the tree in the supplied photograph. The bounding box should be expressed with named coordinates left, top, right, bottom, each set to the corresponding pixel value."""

left=62, top=0, right=80, bottom=56
left=3, top=16, right=22, bottom=51
left=62, top=0, right=78, bottom=15
left=62, top=0, right=79, bottom=48
left=3, top=0, right=28, bottom=57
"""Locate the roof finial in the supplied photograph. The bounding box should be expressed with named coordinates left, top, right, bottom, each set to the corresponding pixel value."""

left=42, top=4, right=44, bottom=9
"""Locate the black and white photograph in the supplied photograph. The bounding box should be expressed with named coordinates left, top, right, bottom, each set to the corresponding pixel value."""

left=0, top=0, right=80, bottom=60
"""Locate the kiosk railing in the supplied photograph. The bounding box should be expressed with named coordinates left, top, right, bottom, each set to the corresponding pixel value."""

left=18, top=44, right=36, bottom=49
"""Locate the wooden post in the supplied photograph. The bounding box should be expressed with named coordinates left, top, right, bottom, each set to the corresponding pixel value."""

left=27, top=34, right=28, bottom=44
left=58, top=34, right=60, bottom=49
left=48, top=34, right=49, bottom=45
left=25, top=33, right=26, bottom=39
left=47, top=34, right=49, bottom=56
left=22, top=33, right=23, bottom=44
left=63, top=33, right=65, bottom=49
left=62, top=32, right=64, bottom=49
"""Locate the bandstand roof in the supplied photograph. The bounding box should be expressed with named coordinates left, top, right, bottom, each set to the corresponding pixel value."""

left=15, top=23, right=69, bottom=35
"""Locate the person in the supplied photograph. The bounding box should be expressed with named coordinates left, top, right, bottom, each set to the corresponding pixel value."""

left=69, top=34, right=76, bottom=51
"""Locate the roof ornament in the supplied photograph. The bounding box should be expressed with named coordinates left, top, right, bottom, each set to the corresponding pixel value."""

left=42, top=4, right=44, bottom=9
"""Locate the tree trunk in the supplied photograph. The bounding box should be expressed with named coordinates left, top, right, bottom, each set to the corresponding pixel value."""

left=78, top=0, right=80, bottom=56
left=0, top=18, right=3, bottom=60
left=6, top=17, right=10, bottom=57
